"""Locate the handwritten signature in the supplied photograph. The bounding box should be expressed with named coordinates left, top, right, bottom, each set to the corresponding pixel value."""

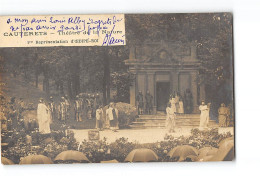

left=102, top=25, right=125, bottom=46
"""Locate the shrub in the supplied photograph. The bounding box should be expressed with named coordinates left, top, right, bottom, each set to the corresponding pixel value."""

left=104, top=102, right=138, bottom=128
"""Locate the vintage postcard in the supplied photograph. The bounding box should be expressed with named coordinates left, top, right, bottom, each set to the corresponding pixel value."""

left=0, top=13, right=234, bottom=164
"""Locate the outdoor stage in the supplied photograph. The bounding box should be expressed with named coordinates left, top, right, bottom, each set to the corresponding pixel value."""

left=70, top=127, right=234, bottom=144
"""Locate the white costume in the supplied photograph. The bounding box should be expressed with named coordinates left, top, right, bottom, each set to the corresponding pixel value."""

left=166, top=106, right=176, bottom=132
left=178, top=101, right=184, bottom=114
left=106, top=107, right=119, bottom=130
left=199, top=104, right=209, bottom=128
left=170, top=98, right=177, bottom=113
left=37, top=102, right=51, bottom=134
left=96, top=108, right=103, bottom=129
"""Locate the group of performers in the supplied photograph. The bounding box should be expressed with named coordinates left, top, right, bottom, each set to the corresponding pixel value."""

left=166, top=92, right=185, bottom=133
left=48, top=93, right=102, bottom=122
left=136, top=90, right=153, bottom=115
left=37, top=96, right=119, bottom=134
left=166, top=98, right=232, bottom=133
left=1, top=91, right=233, bottom=135
left=136, top=89, right=193, bottom=115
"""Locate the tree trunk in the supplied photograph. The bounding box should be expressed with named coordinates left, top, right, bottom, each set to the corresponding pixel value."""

left=72, top=61, right=80, bottom=97
left=35, top=71, right=38, bottom=88
left=60, top=81, right=64, bottom=95
left=106, top=56, right=110, bottom=103
left=43, top=64, right=50, bottom=96
left=103, top=55, right=107, bottom=105
left=103, top=50, right=111, bottom=105
left=67, top=77, right=72, bottom=98
left=45, top=77, right=50, bottom=96
left=43, top=76, right=50, bottom=96
left=43, top=78, right=45, bottom=91
left=55, top=80, right=59, bottom=91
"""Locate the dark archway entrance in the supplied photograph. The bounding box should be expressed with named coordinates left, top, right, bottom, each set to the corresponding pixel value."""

left=156, top=82, right=170, bottom=111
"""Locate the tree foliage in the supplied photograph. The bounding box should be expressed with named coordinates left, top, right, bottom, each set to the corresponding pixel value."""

left=0, top=13, right=233, bottom=107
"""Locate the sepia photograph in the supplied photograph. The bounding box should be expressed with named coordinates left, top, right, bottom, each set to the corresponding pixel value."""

left=0, top=13, right=234, bottom=165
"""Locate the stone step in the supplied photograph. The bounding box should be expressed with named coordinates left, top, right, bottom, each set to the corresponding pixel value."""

left=131, top=121, right=166, bottom=126
left=138, top=115, right=166, bottom=119
left=132, top=121, right=217, bottom=125
left=136, top=118, right=166, bottom=122
left=130, top=114, right=218, bottom=129
left=136, top=118, right=215, bottom=123
left=129, top=124, right=219, bottom=129
left=129, top=124, right=166, bottom=129
left=138, top=114, right=201, bottom=119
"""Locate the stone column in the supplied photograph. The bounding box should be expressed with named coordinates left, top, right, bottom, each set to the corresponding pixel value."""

left=147, top=71, right=155, bottom=114
left=130, top=73, right=136, bottom=106
left=200, top=83, right=206, bottom=103
left=191, top=71, right=199, bottom=113
left=129, top=46, right=136, bottom=60
left=190, top=41, right=198, bottom=61
left=171, top=71, right=178, bottom=93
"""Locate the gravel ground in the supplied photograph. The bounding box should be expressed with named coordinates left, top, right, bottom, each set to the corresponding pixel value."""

left=71, top=127, right=234, bottom=144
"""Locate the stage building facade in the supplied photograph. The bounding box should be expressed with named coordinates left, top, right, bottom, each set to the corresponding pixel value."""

left=125, top=40, right=206, bottom=114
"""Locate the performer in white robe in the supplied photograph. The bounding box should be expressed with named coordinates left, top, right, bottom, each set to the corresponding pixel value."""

left=166, top=103, right=176, bottom=133
left=37, top=99, right=51, bottom=134
left=178, top=99, right=184, bottom=114
left=199, top=101, right=209, bottom=129
left=170, top=97, right=176, bottom=113
left=96, top=105, right=104, bottom=130
left=106, top=102, right=119, bottom=131
left=175, top=94, right=180, bottom=113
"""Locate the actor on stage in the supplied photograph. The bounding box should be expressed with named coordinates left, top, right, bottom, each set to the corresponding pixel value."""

left=37, top=98, right=51, bottom=134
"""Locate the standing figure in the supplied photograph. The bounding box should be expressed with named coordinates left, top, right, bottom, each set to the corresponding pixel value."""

left=96, top=105, right=104, bottom=130
left=93, top=94, right=98, bottom=110
left=59, top=97, right=67, bottom=121
left=0, top=108, right=8, bottom=132
left=8, top=97, right=17, bottom=129
left=18, top=98, right=26, bottom=120
left=86, top=94, right=92, bottom=119
left=48, top=96, right=56, bottom=121
left=169, top=96, right=176, bottom=113
left=218, top=103, right=230, bottom=127
left=227, top=104, right=233, bottom=126
left=87, top=94, right=94, bottom=119
left=199, top=101, right=209, bottom=129
left=37, top=98, right=51, bottom=134
left=175, top=92, right=180, bottom=113
left=166, top=103, right=176, bottom=133
left=178, top=98, right=184, bottom=114
left=96, top=93, right=103, bottom=106
left=74, top=95, right=82, bottom=122
left=91, top=94, right=96, bottom=119
left=145, top=90, right=153, bottom=114
left=64, top=95, right=71, bottom=119
left=169, top=94, right=174, bottom=103
left=136, top=91, right=144, bottom=115
left=78, top=94, right=85, bottom=120
left=106, top=102, right=119, bottom=131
